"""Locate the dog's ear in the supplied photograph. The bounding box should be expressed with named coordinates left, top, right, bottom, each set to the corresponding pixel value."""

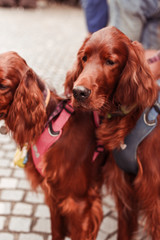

left=114, top=41, right=157, bottom=108
left=6, top=69, right=47, bottom=147
left=64, top=37, right=90, bottom=96
left=64, top=59, right=83, bottom=97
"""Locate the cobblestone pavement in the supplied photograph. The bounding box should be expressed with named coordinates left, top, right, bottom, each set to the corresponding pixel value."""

left=0, top=3, right=149, bottom=240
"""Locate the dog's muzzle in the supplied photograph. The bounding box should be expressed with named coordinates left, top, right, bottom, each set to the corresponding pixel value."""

left=72, top=86, right=91, bottom=102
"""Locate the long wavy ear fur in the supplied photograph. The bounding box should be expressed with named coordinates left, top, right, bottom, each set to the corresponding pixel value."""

left=64, top=60, right=83, bottom=96
left=64, top=37, right=90, bottom=96
left=114, top=41, right=157, bottom=108
left=6, top=69, right=47, bottom=147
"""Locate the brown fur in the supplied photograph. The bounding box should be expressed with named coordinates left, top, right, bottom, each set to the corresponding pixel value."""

left=0, top=51, right=107, bottom=240
left=64, top=26, right=160, bottom=239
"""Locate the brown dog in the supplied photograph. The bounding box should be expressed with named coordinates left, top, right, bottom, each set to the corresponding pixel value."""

left=0, top=51, right=107, bottom=240
left=65, top=26, right=160, bottom=239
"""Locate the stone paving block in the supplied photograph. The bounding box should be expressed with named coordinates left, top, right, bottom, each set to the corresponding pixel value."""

left=0, top=217, right=6, bottom=230
left=0, top=202, right=11, bottom=215
left=104, top=195, right=116, bottom=208
left=12, top=169, right=26, bottom=179
left=0, top=150, right=4, bottom=159
left=110, top=210, right=118, bottom=219
left=1, top=190, right=24, bottom=201
left=100, top=216, right=117, bottom=234
left=0, top=168, right=12, bottom=177
left=0, top=134, right=12, bottom=143
left=35, top=204, right=50, bottom=218
left=5, top=151, right=16, bottom=161
left=102, top=204, right=112, bottom=216
left=33, top=218, right=51, bottom=233
left=9, top=217, right=32, bottom=232
left=2, top=143, right=16, bottom=151
left=0, top=233, right=14, bottom=240
left=107, top=233, right=117, bottom=240
left=19, top=233, right=44, bottom=240
left=25, top=191, right=44, bottom=204
left=0, top=178, right=18, bottom=189
left=17, top=179, right=31, bottom=190
left=97, top=229, right=108, bottom=240
left=12, top=203, right=33, bottom=216
left=48, top=235, right=76, bottom=240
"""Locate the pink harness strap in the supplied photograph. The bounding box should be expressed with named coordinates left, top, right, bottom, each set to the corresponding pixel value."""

left=31, top=103, right=104, bottom=175
left=31, top=102, right=74, bottom=175
left=92, top=111, right=104, bottom=162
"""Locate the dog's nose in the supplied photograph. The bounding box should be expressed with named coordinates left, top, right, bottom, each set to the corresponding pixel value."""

left=72, top=86, right=91, bottom=101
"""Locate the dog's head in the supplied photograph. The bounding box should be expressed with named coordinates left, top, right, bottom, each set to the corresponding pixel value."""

left=0, top=51, right=47, bottom=147
left=65, top=26, right=157, bottom=113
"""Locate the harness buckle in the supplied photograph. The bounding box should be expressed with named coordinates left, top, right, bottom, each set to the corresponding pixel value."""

left=143, top=109, right=157, bottom=126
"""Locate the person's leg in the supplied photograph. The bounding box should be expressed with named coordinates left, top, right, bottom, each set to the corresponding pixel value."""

left=81, top=0, right=109, bottom=33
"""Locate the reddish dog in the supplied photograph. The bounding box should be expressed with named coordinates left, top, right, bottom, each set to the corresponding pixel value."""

left=65, top=26, right=160, bottom=239
left=0, top=51, right=107, bottom=240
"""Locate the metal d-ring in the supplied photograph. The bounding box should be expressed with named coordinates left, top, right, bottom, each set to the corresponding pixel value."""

left=143, top=110, right=156, bottom=126
left=48, top=122, right=60, bottom=136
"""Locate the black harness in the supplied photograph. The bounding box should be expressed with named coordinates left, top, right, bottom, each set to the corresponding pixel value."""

left=113, top=81, right=160, bottom=175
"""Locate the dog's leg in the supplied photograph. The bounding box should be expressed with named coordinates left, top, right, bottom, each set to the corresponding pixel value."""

left=60, top=194, right=102, bottom=240
left=49, top=204, right=66, bottom=240
left=84, top=191, right=103, bottom=240
left=116, top=197, right=138, bottom=240
left=70, top=194, right=103, bottom=240
left=144, top=200, right=160, bottom=240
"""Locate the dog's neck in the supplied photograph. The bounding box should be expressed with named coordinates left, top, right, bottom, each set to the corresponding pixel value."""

left=97, top=104, right=143, bottom=151
left=36, top=76, right=62, bottom=119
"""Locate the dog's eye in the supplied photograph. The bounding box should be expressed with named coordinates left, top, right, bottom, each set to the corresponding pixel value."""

left=82, top=55, right=87, bottom=62
left=106, top=59, right=115, bottom=66
left=0, top=84, right=8, bottom=90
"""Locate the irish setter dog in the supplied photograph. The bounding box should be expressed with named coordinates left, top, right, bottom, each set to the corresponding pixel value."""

left=0, top=51, right=107, bottom=240
left=64, top=26, right=160, bottom=239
